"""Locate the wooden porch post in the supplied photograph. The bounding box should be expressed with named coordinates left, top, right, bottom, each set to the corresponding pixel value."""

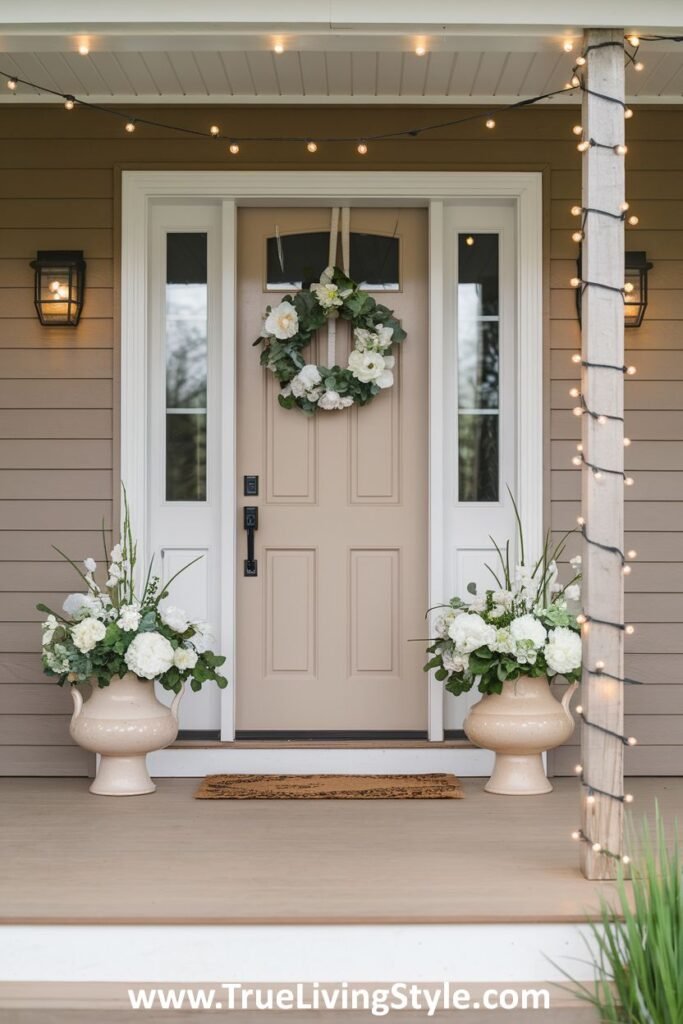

left=579, top=28, right=626, bottom=879
left=581, top=28, right=626, bottom=884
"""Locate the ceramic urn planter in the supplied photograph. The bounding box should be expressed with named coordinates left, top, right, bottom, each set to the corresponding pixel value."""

left=70, top=672, right=184, bottom=796
left=464, top=675, right=578, bottom=795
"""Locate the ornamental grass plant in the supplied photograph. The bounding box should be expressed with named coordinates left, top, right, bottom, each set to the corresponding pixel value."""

left=566, top=807, right=683, bottom=1023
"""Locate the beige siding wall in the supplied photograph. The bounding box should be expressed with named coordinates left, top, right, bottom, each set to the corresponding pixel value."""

left=0, top=105, right=680, bottom=775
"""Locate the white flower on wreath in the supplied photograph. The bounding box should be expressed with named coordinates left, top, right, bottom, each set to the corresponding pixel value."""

left=310, top=267, right=352, bottom=310
left=448, top=613, right=496, bottom=654
left=71, top=617, right=106, bottom=654
left=290, top=364, right=322, bottom=399
left=509, top=614, right=547, bottom=650
left=353, top=324, right=394, bottom=352
left=442, top=649, right=469, bottom=674
left=264, top=300, right=299, bottom=340
left=347, top=349, right=386, bottom=384
left=318, top=389, right=354, bottom=411
left=160, top=606, right=190, bottom=634
left=125, top=631, right=175, bottom=680
left=544, top=626, right=582, bottom=677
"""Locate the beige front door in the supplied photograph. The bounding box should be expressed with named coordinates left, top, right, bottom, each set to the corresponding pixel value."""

left=236, top=207, right=427, bottom=733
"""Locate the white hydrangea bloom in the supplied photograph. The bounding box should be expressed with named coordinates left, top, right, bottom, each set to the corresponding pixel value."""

left=63, top=593, right=105, bottom=621
left=442, top=649, right=469, bottom=673
left=509, top=614, right=548, bottom=650
left=71, top=617, right=106, bottom=654
left=433, top=608, right=461, bottom=639
left=448, top=613, right=496, bottom=654
left=318, top=390, right=354, bottom=411
left=174, top=647, right=198, bottom=671
left=160, top=606, right=190, bottom=633
left=117, top=604, right=141, bottom=632
left=544, top=627, right=582, bottom=677
left=125, top=632, right=174, bottom=680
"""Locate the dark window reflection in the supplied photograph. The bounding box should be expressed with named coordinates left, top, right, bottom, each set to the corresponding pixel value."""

left=166, top=413, right=206, bottom=502
left=266, top=232, right=399, bottom=290
left=458, top=415, right=499, bottom=503
left=166, top=233, right=208, bottom=502
left=457, top=322, right=499, bottom=410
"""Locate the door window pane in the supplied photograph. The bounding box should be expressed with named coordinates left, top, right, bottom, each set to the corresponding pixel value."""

left=457, top=234, right=500, bottom=502
left=165, top=233, right=208, bottom=501
left=266, top=231, right=399, bottom=291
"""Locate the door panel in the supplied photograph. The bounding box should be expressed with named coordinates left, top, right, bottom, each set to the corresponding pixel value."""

left=236, top=207, right=427, bottom=732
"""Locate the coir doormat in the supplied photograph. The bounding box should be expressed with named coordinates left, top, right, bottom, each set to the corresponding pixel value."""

left=194, top=773, right=464, bottom=800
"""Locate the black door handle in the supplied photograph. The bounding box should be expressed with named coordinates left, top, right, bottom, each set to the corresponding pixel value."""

left=244, top=506, right=258, bottom=577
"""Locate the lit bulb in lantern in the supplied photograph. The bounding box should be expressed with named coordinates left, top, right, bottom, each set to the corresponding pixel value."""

left=49, top=280, right=61, bottom=293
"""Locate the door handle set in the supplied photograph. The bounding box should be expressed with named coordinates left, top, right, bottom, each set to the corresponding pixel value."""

left=244, top=505, right=259, bottom=577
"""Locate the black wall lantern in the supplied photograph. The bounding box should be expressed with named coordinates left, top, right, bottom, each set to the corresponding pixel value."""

left=576, top=250, right=653, bottom=329
left=30, top=250, right=86, bottom=326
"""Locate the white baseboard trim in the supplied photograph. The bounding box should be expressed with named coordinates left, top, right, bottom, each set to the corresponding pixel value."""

left=147, top=747, right=496, bottom=777
left=0, top=923, right=598, bottom=984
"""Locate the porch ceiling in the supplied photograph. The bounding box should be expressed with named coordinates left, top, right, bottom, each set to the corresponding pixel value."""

left=1, top=33, right=683, bottom=104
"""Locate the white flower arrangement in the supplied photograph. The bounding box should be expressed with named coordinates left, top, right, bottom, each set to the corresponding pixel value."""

left=256, top=265, right=406, bottom=416
left=38, top=489, right=228, bottom=695
left=425, top=496, right=582, bottom=696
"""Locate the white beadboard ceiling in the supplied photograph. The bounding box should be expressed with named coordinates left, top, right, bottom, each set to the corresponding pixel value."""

left=0, top=34, right=682, bottom=103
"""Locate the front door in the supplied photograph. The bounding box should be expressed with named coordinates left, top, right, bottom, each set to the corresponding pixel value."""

left=235, top=207, right=427, bottom=734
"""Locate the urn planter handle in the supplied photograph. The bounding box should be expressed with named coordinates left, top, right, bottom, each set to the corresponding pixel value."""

left=70, top=684, right=84, bottom=723
left=170, top=683, right=185, bottom=723
left=561, top=680, right=579, bottom=720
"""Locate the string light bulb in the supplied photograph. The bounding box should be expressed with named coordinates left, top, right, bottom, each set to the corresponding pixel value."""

left=626, top=738, right=638, bottom=748
left=625, top=107, right=634, bottom=119
left=627, top=365, right=637, bottom=375
left=571, top=205, right=582, bottom=216
left=624, top=437, right=631, bottom=447
left=210, top=125, right=220, bottom=137
left=576, top=705, right=583, bottom=715
left=634, top=61, right=645, bottom=71
left=570, top=276, right=581, bottom=288
left=572, top=352, right=582, bottom=363
left=306, top=140, right=318, bottom=153
left=625, top=476, right=634, bottom=486
left=625, top=625, right=635, bottom=635
left=577, top=613, right=587, bottom=625
left=574, top=764, right=584, bottom=774
left=622, top=854, right=631, bottom=865
left=597, top=414, right=607, bottom=425
left=415, top=45, right=427, bottom=57
left=273, top=42, right=285, bottom=54
left=576, top=55, right=586, bottom=66
left=572, top=124, right=583, bottom=135
left=620, top=201, right=630, bottom=211
left=614, top=144, right=628, bottom=156
left=357, top=141, right=368, bottom=155
left=571, top=74, right=581, bottom=88
left=572, top=406, right=583, bottom=418
left=571, top=830, right=581, bottom=841
left=624, top=793, right=634, bottom=803
left=592, top=842, right=601, bottom=853
left=569, top=387, right=580, bottom=398
left=465, top=235, right=475, bottom=246
left=485, top=118, right=496, bottom=129
left=577, top=516, right=586, bottom=526
left=577, top=140, right=591, bottom=152
left=78, top=44, right=90, bottom=56
left=125, top=120, right=136, bottom=133
left=623, top=564, right=632, bottom=575
left=624, top=281, right=635, bottom=294
left=563, top=40, right=574, bottom=52
left=628, top=215, right=639, bottom=225
left=627, top=549, right=637, bottom=560
left=627, top=35, right=641, bottom=47
left=572, top=230, right=584, bottom=242
left=587, top=793, right=596, bottom=805
left=229, top=141, right=240, bottom=155
left=6, top=77, right=17, bottom=91
left=64, top=97, right=75, bottom=110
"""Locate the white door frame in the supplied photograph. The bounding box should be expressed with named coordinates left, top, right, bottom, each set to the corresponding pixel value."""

left=121, top=170, right=543, bottom=772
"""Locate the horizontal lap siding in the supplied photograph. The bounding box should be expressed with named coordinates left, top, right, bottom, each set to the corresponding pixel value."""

left=0, top=104, right=680, bottom=774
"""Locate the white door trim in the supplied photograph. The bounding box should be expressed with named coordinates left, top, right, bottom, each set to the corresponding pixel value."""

left=120, top=170, right=543, bottom=768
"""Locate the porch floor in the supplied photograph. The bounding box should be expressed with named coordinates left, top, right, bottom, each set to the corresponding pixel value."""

left=1, top=776, right=679, bottom=925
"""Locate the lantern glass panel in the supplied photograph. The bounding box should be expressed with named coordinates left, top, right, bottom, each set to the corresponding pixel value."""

left=31, top=251, right=85, bottom=326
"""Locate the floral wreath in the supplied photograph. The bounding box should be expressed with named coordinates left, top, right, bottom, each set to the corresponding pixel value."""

left=254, top=266, right=407, bottom=413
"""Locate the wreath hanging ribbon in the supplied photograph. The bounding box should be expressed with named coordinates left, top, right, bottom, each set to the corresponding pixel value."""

left=254, top=208, right=407, bottom=414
